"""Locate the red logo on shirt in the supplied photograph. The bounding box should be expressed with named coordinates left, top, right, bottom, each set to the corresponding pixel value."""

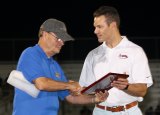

left=119, top=54, right=128, bottom=59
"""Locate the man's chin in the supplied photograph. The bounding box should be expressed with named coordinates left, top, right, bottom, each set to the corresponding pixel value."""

left=55, top=51, right=60, bottom=54
left=98, top=39, right=103, bottom=43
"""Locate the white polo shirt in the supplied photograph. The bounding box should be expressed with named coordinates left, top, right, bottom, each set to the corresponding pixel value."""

left=79, top=36, right=153, bottom=106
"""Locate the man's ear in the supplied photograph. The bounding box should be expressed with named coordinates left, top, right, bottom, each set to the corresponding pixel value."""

left=42, top=31, right=49, bottom=39
left=42, top=31, right=47, bottom=36
left=110, top=21, right=117, bottom=28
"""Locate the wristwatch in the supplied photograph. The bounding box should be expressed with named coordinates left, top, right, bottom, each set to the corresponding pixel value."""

left=124, top=84, right=129, bottom=90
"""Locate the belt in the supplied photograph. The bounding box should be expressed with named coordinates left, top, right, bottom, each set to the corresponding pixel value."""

left=96, top=101, right=138, bottom=112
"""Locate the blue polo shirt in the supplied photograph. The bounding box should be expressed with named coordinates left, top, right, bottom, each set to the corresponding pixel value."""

left=13, top=44, right=70, bottom=115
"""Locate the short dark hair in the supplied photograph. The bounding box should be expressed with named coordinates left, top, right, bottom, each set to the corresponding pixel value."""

left=93, top=6, right=120, bottom=28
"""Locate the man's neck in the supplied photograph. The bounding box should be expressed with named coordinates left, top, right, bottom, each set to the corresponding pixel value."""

left=106, top=36, right=122, bottom=48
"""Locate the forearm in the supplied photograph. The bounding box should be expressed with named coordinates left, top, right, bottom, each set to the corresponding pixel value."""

left=66, top=95, right=95, bottom=104
left=66, top=91, right=109, bottom=104
left=111, top=78, right=148, bottom=97
left=34, top=77, right=71, bottom=91
left=124, top=83, right=147, bottom=97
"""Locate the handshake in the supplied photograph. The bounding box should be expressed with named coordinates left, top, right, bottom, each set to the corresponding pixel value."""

left=7, top=70, right=108, bottom=103
left=67, top=80, right=82, bottom=95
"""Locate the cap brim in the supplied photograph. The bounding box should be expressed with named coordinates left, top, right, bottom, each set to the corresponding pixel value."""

left=55, top=32, right=74, bottom=42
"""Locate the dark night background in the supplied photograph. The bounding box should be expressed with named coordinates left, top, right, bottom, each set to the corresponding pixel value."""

left=0, top=0, right=160, bottom=61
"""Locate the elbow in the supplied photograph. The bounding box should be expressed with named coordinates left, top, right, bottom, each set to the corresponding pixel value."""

left=139, top=90, right=147, bottom=97
left=141, top=85, right=148, bottom=97
left=134, top=84, right=148, bottom=97
left=35, top=83, right=46, bottom=90
left=137, top=87, right=147, bottom=97
left=34, top=77, right=49, bottom=90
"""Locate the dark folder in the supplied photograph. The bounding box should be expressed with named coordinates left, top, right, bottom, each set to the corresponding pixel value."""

left=81, top=72, right=129, bottom=95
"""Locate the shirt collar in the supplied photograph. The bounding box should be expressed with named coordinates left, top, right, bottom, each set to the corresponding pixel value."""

left=102, top=36, right=128, bottom=51
left=35, top=44, right=51, bottom=60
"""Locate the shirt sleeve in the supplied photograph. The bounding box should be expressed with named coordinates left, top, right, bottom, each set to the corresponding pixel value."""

left=17, top=48, right=46, bottom=83
left=131, top=48, right=153, bottom=87
left=79, top=52, right=96, bottom=87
